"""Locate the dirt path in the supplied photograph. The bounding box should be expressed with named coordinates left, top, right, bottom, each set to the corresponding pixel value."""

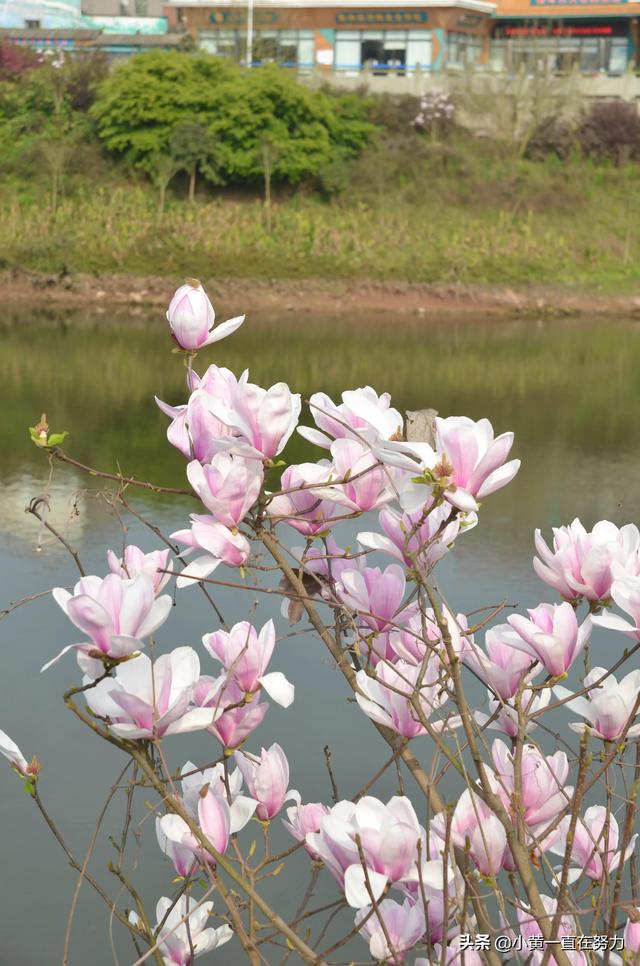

left=3, top=268, right=640, bottom=319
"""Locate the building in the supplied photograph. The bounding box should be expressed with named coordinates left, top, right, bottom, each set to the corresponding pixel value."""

left=162, top=0, right=496, bottom=72
left=491, top=0, right=640, bottom=73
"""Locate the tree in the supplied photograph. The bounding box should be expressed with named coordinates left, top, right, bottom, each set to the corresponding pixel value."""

left=169, top=119, right=219, bottom=202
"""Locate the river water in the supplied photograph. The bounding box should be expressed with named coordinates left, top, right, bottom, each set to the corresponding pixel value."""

left=0, top=307, right=639, bottom=965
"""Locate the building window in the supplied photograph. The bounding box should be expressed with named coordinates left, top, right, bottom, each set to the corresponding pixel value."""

left=447, top=31, right=482, bottom=67
left=25, top=18, right=41, bottom=28
left=198, top=29, right=314, bottom=69
left=335, top=29, right=432, bottom=73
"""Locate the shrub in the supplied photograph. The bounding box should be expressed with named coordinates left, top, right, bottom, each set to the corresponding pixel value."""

left=526, top=116, right=578, bottom=161
left=91, top=53, right=374, bottom=185
left=578, top=100, right=640, bottom=164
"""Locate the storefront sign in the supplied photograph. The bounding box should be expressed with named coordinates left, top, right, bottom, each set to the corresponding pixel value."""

left=209, top=9, right=278, bottom=24
left=335, top=10, right=428, bottom=24
left=505, top=23, right=613, bottom=32
left=531, top=0, right=627, bottom=6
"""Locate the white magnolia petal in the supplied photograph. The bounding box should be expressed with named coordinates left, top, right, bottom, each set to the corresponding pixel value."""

left=257, top=671, right=295, bottom=708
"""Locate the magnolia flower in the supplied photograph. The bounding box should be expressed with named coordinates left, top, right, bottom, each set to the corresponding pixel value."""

left=358, top=502, right=473, bottom=572
left=311, top=438, right=395, bottom=513
left=155, top=367, right=240, bottom=461
left=156, top=761, right=255, bottom=876
left=204, top=372, right=301, bottom=460
left=550, top=806, right=636, bottom=883
left=432, top=788, right=507, bottom=877
left=167, top=280, right=244, bottom=351
left=592, top=573, right=640, bottom=641
left=517, top=897, right=587, bottom=966
left=268, top=462, right=340, bottom=536
left=193, top=675, right=269, bottom=749
left=135, top=896, right=232, bottom=966
left=355, top=897, right=425, bottom=963
left=490, top=740, right=571, bottom=845
left=202, top=619, right=294, bottom=708
left=85, top=647, right=216, bottom=739
left=463, top=624, right=539, bottom=699
left=389, top=607, right=471, bottom=665
left=234, top=743, right=298, bottom=820
left=299, top=386, right=403, bottom=449
left=533, top=519, right=640, bottom=602
left=0, top=728, right=31, bottom=777
left=553, top=667, right=640, bottom=741
left=373, top=416, right=520, bottom=513
left=427, top=936, right=483, bottom=966
left=282, top=802, right=330, bottom=858
left=187, top=454, right=263, bottom=527
left=107, top=545, right=173, bottom=595
left=171, top=515, right=251, bottom=588
left=44, top=573, right=172, bottom=673
left=475, top=686, right=551, bottom=738
left=306, top=796, right=424, bottom=908
left=355, top=659, right=451, bottom=738
left=624, top=910, right=640, bottom=957
left=507, top=602, right=591, bottom=677
left=158, top=785, right=256, bottom=869
left=336, top=564, right=408, bottom=633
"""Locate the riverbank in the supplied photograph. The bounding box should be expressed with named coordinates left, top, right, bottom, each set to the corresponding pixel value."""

left=3, top=267, right=640, bottom=320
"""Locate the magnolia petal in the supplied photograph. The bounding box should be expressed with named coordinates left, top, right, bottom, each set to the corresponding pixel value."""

left=204, top=315, right=245, bottom=346
left=229, top=795, right=258, bottom=833
left=344, top=864, right=388, bottom=909
left=258, top=671, right=295, bottom=708
left=41, top=642, right=84, bottom=672
left=176, top=555, right=222, bottom=589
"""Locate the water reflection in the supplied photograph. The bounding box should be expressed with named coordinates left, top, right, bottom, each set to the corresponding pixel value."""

left=0, top=308, right=639, bottom=965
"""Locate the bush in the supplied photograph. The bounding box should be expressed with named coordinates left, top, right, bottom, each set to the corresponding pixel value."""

left=91, top=53, right=374, bottom=185
left=526, top=116, right=578, bottom=161
left=578, top=100, right=640, bottom=164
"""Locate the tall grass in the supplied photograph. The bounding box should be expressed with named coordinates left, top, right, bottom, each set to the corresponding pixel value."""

left=1, top=156, right=639, bottom=289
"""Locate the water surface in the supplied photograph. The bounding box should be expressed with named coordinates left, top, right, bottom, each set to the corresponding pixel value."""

left=1, top=308, right=639, bottom=965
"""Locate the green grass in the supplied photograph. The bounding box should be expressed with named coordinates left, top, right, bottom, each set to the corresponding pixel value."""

left=1, top=149, right=640, bottom=291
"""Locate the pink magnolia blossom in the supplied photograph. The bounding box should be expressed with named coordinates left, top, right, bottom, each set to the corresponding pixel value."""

left=553, top=667, right=640, bottom=741
left=463, top=624, right=539, bottom=699
left=193, top=675, right=269, bottom=749
left=373, top=416, right=519, bottom=513
left=85, top=647, right=216, bottom=740
left=490, top=739, right=572, bottom=842
left=268, top=462, right=340, bottom=536
left=107, top=545, right=173, bottom=595
left=136, top=897, right=232, bottom=966
left=475, top=686, right=551, bottom=738
left=355, top=897, right=425, bottom=963
left=158, top=783, right=256, bottom=869
left=156, top=761, right=255, bottom=876
left=507, top=602, right=591, bottom=677
left=299, top=387, right=403, bottom=450
left=44, top=573, right=172, bottom=673
left=336, top=564, right=408, bottom=633
left=205, top=372, right=301, bottom=460
left=155, top=367, right=240, bottom=461
left=517, top=897, right=587, bottom=966
left=533, top=519, right=640, bottom=602
left=312, top=438, right=395, bottom=513
left=306, top=796, right=424, bottom=908
left=187, top=453, right=263, bottom=526
left=234, top=742, right=298, bottom=820
left=282, top=802, right=330, bottom=858
left=592, top=573, right=640, bottom=640
left=167, top=280, right=244, bottom=351
left=389, top=608, right=471, bottom=665
left=171, top=515, right=251, bottom=588
left=0, top=728, right=31, bottom=777
left=355, top=659, right=452, bottom=738
left=431, top=788, right=508, bottom=876
left=624, top=911, right=640, bottom=956
left=202, top=619, right=294, bottom=708
left=358, top=502, right=473, bottom=572
left=550, top=806, right=636, bottom=883
left=427, top=936, right=483, bottom=966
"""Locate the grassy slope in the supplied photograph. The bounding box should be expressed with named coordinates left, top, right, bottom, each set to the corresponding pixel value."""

left=1, top=147, right=639, bottom=291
